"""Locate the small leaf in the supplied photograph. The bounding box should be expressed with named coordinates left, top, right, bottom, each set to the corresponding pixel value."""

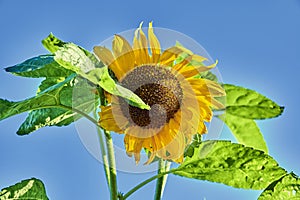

left=258, top=173, right=300, bottom=200
left=5, top=55, right=73, bottom=78
left=224, top=84, right=284, bottom=119
left=173, top=140, right=286, bottom=190
left=219, top=113, right=268, bottom=153
left=0, top=178, right=49, bottom=200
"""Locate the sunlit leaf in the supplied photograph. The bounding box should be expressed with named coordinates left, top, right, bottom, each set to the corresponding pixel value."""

left=219, top=113, right=268, bottom=153
left=224, top=84, right=284, bottom=119
left=258, top=173, right=300, bottom=200
left=42, top=33, right=102, bottom=67
left=173, top=140, right=286, bottom=189
left=0, top=178, right=48, bottom=200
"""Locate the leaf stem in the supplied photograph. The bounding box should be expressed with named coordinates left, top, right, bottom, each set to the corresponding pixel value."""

left=122, top=168, right=178, bottom=200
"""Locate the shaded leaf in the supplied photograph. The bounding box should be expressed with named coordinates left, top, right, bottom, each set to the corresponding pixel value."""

left=17, top=76, right=96, bottom=135
left=224, top=84, right=284, bottom=119
left=174, top=140, right=286, bottom=190
left=0, top=74, right=97, bottom=135
left=0, top=178, right=49, bottom=200
left=5, top=55, right=73, bottom=78
left=219, top=113, right=268, bottom=153
left=258, top=172, right=300, bottom=200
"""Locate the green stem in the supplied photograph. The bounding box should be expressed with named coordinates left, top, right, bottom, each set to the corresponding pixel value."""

left=93, top=107, right=111, bottom=188
left=105, top=130, right=118, bottom=200
left=122, top=168, right=178, bottom=200
left=161, top=161, right=171, bottom=198
left=60, top=101, right=117, bottom=199
left=154, top=160, right=170, bottom=200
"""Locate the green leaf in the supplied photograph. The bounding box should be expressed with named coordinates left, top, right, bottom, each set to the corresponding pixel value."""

left=224, top=84, right=284, bottom=119
left=54, top=43, right=150, bottom=110
left=184, top=134, right=202, bottom=157
left=0, top=178, right=49, bottom=200
left=258, top=173, right=300, bottom=200
left=5, top=55, right=73, bottom=78
left=18, top=75, right=96, bottom=134
left=219, top=113, right=268, bottom=153
left=42, top=32, right=66, bottom=53
left=54, top=43, right=96, bottom=75
left=199, top=71, right=218, bottom=82
left=173, top=140, right=286, bottom=190
left=0, top=74, right=97, bottom=134
left=42, top=33, right=102, bottom=68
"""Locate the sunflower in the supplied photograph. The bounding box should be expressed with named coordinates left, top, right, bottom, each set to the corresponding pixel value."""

left=94, top=22, right=225, bottom=164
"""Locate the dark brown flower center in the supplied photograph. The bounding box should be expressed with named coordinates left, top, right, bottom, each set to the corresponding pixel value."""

left=119, top=65, right=183, bottom=128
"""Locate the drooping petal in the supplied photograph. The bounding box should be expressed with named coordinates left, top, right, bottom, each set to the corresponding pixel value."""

left=124, top=134, right=144, bottom=163
left=148, top=22, right=161, bottom=63
left=99, top=106, right=123, bottom=133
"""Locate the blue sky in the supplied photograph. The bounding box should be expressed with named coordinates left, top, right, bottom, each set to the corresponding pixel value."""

left=0, top=0, right=300, bottom=199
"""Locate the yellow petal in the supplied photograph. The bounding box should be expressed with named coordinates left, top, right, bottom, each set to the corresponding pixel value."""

left=112, top=35, right=135, bottom=77
left=191, top=54, right=208, bottom=63
left=133, top=22, right=150, bottom=65
left=172, top=58, right=190, bottom=72
left=160, top=46, right=183, bottom=66
left=148, top=21, right=161, bottom=63
left=179, top=60, right=218, bottom=78
left=124, top=134, right=144, bottom=164
left=188, top=78, right=225, bottom=97
left=211, top=98, right=225, bottom=109
left=93, top=46, right=124, bottom=79
left=98, top=106, right=123, bottom=133
left=204, top=79, right=225, bottom=97
left=197, top=121, right=208, bottom=134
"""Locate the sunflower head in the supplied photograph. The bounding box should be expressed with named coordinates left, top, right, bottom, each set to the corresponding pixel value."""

left=94, top=22, right=225, bottom=164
